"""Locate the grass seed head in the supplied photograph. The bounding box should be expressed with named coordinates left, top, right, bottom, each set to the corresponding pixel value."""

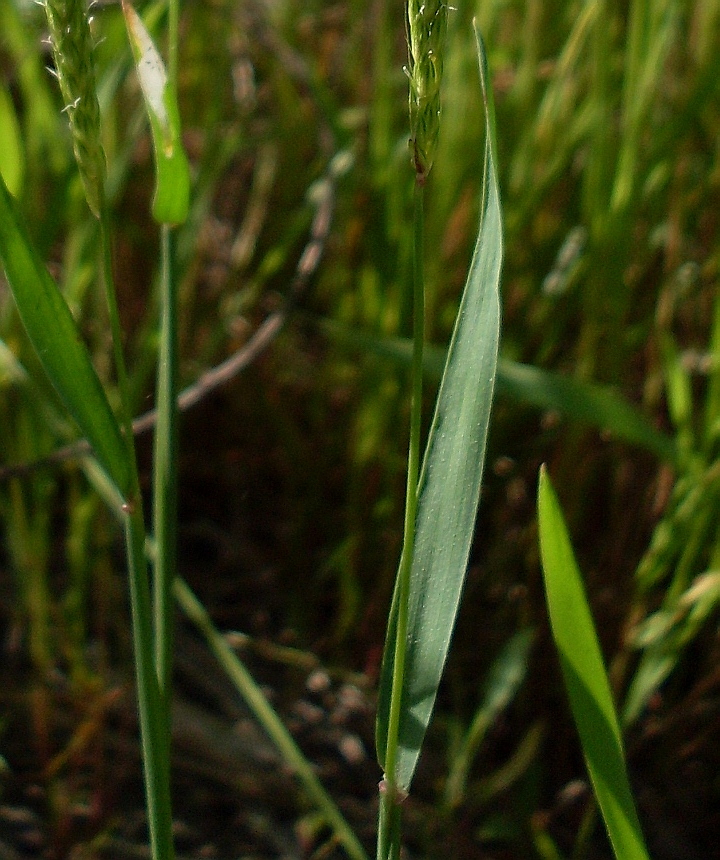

left=44, top=0, right=106, bottom=217
left=407, top=0, right=448, bottom=183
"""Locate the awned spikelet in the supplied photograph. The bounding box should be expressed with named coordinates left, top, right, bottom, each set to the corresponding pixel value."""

left=44, top=0, right=106, bottom=217
left=407, top=0, right=447, bottom=183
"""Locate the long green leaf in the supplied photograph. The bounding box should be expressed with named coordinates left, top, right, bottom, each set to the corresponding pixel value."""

left=314, top=322, right=675, bottom=465
left=122, top=0, right=190, bottom=225
left=537, top=466, right=650, bottom=860
left=376, top=26, right=502, bottom=792
left=0, top=173, right=130, bottom=496
left=444, top=628, right=534, bottom=809
left=497, top=360, right=676, bottom=465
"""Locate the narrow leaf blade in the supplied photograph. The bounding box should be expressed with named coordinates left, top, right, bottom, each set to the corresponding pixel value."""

left=496, top=360, right=677, bottom=465
left=0, top=174, right=130, bottom=496
left=376, top=25, right=502, bottom=792
left=122, top=1, right=189, bottom=225
left=445, top=629, right=534, bottom=808
left=315, top=324, right=675, bottom=463
left=537, top=466, right=650, bottom=860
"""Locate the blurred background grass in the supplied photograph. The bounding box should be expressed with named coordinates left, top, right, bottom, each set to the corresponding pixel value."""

left=1, top=0, right=719, bottom=857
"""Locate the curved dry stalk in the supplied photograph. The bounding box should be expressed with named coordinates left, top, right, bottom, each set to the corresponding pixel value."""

left=0, top=150, right=346, bottom=482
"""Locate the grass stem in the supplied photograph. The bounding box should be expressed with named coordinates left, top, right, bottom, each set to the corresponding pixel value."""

left=125, top=505, right=175, bottom=860
left=99, top=209, right=135, bottom=454
left=100, top=207, right=175, bottom=860
left=153, top=224, right=178, bottom=735
left=377, top=179, right=426, bottom=860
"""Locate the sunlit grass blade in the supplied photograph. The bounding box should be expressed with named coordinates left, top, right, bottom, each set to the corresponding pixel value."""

left=0, top=172, right=130, bottom=497
left=121, top=0, right=189, bottom=225
left=537, top=466, right=650, bottom=860
left=376, top=25, right=502, bottom=793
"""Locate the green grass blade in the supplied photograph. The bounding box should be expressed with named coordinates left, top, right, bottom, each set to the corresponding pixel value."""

left=122, top=0, right=190, bottom=225
left=314, top=324, right=675, bottom=464
left=444, top=628, right=534, bottom=809
left=174, top=578, right=369, bottom=860
left=537, top=466, right=650, bottom=860
left=376, top=25, right=502, bottom=793
left=152, top=225, right=179, bottom=736
left=0, top=173, right=130, bottom=497
left=496, top=360, right=677, bottom=465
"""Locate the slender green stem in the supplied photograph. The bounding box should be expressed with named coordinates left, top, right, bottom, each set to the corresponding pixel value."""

left=153, top=0, right=181, bottom=742
left=377, top=180, right=425, bottom=860
left=376, top=791, right=401, bottom=860
left=125, top=505, right=175, bottom=860
left=99, top=209, right=175, bottom=860
left=100, top=208, right=135, bottom=451
left=153, top=224, right=178, bottom=733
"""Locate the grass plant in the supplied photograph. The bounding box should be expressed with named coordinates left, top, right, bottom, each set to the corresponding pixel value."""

left=1, top=0, right=720, bottom=857
left=375, top=21, right=501, bottom=860
left=0, top=2, right=185, bottom=857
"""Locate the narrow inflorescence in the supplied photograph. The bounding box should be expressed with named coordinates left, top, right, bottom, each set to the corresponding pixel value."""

left=407, top=0, right=448, bottom=183
left=44, top=0, right=106, bottom=216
